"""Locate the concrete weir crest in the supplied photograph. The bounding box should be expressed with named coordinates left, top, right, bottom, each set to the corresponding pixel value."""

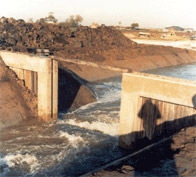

left=0, top=51, right=58, bottom=121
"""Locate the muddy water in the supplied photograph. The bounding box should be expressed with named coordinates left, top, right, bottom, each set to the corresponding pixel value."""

left=0, top=64, right=196, bottom=177
left=0, top=77, right=124, bottom=177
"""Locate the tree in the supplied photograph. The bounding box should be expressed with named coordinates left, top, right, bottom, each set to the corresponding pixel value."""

left=64, top=15, right=83, bottom=27
left=75, top=15, right=83, bottom=25
left=131, top=23, right=139, bottom=29
left=46, top=12, right=58, bottom=23
left=36, top=12, right=58, bottom=24
left=36, top=18, right=45, bottom=23
left=45, top=12, right=58, bottom=23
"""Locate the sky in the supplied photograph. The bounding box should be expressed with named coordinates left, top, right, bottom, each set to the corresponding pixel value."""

left=0, top=0, right=196, bottom=29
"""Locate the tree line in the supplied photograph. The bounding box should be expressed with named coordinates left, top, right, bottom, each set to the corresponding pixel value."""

left=29, top=12, right=83, bottom=27
left=29, top=12, right=139, bottom=29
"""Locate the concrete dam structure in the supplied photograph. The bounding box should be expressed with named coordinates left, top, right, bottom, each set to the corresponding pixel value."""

left=119, top=72, right=196, bottom=149
left=1, top=50, right=196, bottom=151
left=0, top=51, right=58, bottom=121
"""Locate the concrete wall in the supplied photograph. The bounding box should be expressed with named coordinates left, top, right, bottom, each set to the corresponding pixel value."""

left=119, top=72, right=196, bottom=149
left=9, top=67, right=38, bottom=95
left=0, top=51, right=58, bottom=121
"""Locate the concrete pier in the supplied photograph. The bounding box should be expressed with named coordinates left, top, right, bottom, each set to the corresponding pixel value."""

left=119, top=72, right=196, bottom=149
left=0, top=51, right=58, bottom=121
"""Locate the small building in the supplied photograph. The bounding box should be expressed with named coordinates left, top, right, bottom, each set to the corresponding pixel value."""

left=191, top=35, right=196, bottom=40
left=89, top=23, right=99, bottom=29
left=139, top=32, right=151, bottom=38
left=161, top=32, right=176, bottom=39
left=45, top=17, right=57, bottom=24
left=166, top=26, right=184, bottom=32
left=184, top=28, right=194, bottom=33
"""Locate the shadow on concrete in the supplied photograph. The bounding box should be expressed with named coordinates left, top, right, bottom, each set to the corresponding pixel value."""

left=3, top=93, right=194, bottom=176
left=192, top=94, right=196, bottom=107
left=138, top=99, right=161, bottom=140
left=50, top=96, right=196, bottom=176
left=55, top=95, right=196, bottom=176
left=58, top=67, right=82, bottom=112
left=60, top=113, right=195, bottom=176
left=115, top=97, right=196, bottom=176
left=58, top=67, right=96, bottom=113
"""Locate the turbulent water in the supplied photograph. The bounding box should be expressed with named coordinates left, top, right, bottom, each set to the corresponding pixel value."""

left=0, top=64, right=196, bottom=177
left=0, top=77, right=124, bottom=177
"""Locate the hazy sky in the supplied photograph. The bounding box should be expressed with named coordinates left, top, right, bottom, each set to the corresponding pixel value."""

left=0, top=0, right=196, bottom=29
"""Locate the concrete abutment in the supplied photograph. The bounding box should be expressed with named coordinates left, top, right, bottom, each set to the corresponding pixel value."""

left=119, top=72, right=196, bottom=149
left=0, top=51, right=58, bottom=121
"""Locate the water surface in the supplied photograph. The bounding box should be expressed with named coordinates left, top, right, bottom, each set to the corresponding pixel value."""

left=146, top=63, right=196, bottom=81
left=0, top=63, right=196, bottom=176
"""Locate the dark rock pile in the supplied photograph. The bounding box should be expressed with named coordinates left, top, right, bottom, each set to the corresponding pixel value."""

left=0, top=17, right=70, bottom=52
left=1, top=17, right=195, bottom=70
left=0, top=17, right=136, bottom=54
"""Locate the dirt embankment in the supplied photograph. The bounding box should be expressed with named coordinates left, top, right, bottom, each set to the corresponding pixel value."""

left=0, top=17, right=196, bottom=80
left=57, top=45, right=196, bottom=82
left=0, top=56, right=37, bottom=129
left=0, top=17, right=196, bottom=127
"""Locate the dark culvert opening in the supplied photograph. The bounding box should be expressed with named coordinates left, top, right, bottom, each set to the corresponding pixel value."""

left=58, top=67, right=96, bottom=113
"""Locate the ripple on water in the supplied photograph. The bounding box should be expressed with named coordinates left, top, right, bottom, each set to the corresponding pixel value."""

left=1, top=66, right=195, bottom=176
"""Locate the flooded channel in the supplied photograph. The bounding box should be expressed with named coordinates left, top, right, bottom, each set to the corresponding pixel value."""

left=0, top=63, right=196, bottom=177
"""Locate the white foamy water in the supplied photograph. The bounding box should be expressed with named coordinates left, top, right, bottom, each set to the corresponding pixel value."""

left=90, top=80, right=122, bottom=103
left=0, top=153, right=39, bottom=177
left=62, top=119, right=119, bottom=136
left=1, top=60, right=196, bottom=176
left=0, top=78, right=122, bottom=176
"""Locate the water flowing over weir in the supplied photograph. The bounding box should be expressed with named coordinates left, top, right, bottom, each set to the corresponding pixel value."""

left=0, top=64, right=196, bottom=176
left=0, top=77, right=125, bottom=176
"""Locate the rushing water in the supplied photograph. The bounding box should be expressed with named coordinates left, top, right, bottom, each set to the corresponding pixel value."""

left=0, top=64, right=196, bottom=177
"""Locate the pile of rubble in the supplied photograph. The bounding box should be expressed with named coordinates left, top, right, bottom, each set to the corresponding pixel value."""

left=0, top=17, right=135, bottom=55
left=1, top=17, right=195, bottom=68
